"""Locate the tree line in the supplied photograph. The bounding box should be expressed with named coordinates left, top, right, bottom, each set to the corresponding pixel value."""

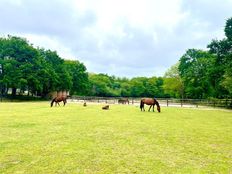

left=0, top=17, right=231, bottom=99
left=178, top=17, right=232, bottom=99
left=0, top=36, right=89, bottom=97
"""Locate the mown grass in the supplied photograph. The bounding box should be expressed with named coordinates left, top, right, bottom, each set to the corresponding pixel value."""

left=0, top=102, right=231, bottom=174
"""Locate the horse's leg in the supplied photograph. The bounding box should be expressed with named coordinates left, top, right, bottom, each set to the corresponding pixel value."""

left=141, top=105, right=145, bottom=111
left=140, top=101, right=145, bottom=111
left=140, top=101, right=143, bottom=111
left=148, top=105, right=152, bottom=112
left=153, top=104, right=154, bottom=112
left=141, top=104, right=145, bottom=111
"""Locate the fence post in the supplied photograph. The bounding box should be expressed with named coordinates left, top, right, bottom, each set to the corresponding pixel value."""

left=167, top=99, right=169, bottom=107
left=181, top=99, right=183, bottom=107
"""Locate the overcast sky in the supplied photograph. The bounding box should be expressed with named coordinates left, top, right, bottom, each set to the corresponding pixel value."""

left=0, top=0, right=232, bottom=78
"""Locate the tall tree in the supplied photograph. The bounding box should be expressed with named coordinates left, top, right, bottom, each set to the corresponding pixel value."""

left=129, top=77, right=146, bottom=97
left=179, top=49, right=216, bottom=98
left=163, top=62, right=184, bottom=98
left=207, top=17, right=232, bottom=98
left=64, top=60, right=89, bottom=95
left=0, top=36, right=39, bottom=95
left=225, top=17, right=232, bottom=41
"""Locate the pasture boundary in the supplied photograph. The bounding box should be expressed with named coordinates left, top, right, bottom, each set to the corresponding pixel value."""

left=69, top=96, right=232, bottom=109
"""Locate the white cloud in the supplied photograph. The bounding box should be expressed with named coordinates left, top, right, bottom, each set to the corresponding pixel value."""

left=0, top=0, right=231, bottom=77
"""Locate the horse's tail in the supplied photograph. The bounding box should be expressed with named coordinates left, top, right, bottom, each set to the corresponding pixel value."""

left=140, top=100, right=144, bottom=111
left=51, top=98, right=56, bottom=107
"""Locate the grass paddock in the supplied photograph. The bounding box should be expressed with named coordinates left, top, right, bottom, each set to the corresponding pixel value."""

left=0, top=102, right=231, bottom=173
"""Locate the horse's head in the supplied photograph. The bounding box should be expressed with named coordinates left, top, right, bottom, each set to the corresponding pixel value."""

left=50, top=97, right=57, bottom=107
left=155, top=100, right=161, bottom=112
left=157, top=105, right=161, bottom=112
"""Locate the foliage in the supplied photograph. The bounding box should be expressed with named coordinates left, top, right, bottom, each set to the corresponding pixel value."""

left=176, top=17, right=232, bottom=99
left=87, top=74, right=165, bottom=97
left=178, top=49, right=216, bottom=98
left=163, top=62, right=184, bottom=98
left=225, top=17, right=232, bottom=40
left=0, top=35, right=89, bottom=97
left=64, top=60, right=89, bottom=95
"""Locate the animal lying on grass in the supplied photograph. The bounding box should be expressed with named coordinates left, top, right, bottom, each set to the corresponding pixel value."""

left=102, top=105, right=109, bottom=110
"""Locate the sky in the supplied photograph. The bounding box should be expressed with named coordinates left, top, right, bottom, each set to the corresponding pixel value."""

left=0, top=0, right=232, bottom=78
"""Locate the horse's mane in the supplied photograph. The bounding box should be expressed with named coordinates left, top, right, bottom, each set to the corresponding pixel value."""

left=154, top=99, right=160, bottom=107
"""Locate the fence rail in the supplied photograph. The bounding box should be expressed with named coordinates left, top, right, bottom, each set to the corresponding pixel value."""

left=1, top=95, right=231, bottom=109
left=69, top=96, right=232, bottom=109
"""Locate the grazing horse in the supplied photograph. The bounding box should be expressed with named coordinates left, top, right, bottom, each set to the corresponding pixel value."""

left=51, top=96, right=67, bottom=107
left=140, top=98, right=161, bottom=112
left=118, top=98, right=129, bottom=104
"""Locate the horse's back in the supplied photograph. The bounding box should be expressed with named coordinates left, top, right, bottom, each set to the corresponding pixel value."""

left=118, top=99, right=129, bottom=104
left=141, top=98, right=155, bottom=105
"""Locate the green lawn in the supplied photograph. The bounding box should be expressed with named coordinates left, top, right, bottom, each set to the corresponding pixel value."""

left=0, top=102, right=231, bottom=174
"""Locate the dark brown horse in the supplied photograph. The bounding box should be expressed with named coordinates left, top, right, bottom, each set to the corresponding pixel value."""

left=140, top=98, right=160, bottom=112
left=102, top=105, right=109, bottom=110
left=51, top=96, right=67, bottom=107
left=118, top=98, right=129, bottom=104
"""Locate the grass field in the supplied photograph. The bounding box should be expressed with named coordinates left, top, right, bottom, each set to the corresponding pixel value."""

left=0, top=102, right=231, bottom=174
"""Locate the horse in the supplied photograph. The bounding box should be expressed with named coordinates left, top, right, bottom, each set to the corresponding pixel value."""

left=51, top=96, right=67, bottom=107
left=118, top=98, right=129, bottom=104
left=102, top=105, right=109, bottom=110
left=140, top=98, right=161, bottom=112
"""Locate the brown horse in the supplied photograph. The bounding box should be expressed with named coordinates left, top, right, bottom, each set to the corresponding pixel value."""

left=51, top=96, right=67, bottom=107
left=102, top=105, right=109, bottom=110
left=118, top=98, right=129, bottom=104
left=140, top=98, right=160, bottom=112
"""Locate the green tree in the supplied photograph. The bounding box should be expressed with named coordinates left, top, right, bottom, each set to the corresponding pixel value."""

left=207, top=17, right=232, bottom=98
left=129, top=77, right=146, bottom=97
left=144, top=77, right=164, bottom=97
left=64, top=60, right=89, bottom=95
left=88, top=73, right=111, bottom=96
left=163, top=62, right=184, bottom=98
left=39, top=49, right=72, bottom=94
left=225, top=17, right=232, bottom=40
left=0, top=36, right=39, bottom=96
left=179, top=49, right=216, bottom=98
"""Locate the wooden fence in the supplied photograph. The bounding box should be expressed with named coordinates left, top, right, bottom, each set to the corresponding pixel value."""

left=69, top=96, right=232, bottom=109
left=1, top=95, right=231, bottom=108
